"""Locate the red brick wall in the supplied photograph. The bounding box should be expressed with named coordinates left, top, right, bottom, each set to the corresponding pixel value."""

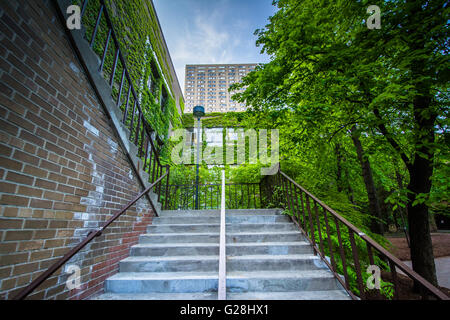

left=0, top=0, right=155, bottom=300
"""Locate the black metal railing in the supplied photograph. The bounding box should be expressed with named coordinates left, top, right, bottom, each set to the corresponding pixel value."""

left=260, top=170, right=448, bottom=300
left=162, top=183, right=262, bottom=210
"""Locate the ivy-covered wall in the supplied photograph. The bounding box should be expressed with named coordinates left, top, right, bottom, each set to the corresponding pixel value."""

left=77, top=0, right=183, bottom=142
left=182, top=112, right=246, bottom=128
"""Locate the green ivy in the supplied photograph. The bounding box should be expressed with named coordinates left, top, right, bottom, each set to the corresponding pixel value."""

left=75, top=0, right=181, bottom=144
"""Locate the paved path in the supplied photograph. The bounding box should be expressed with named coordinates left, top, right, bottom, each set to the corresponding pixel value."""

left=400, top=256, right=450, bottom=289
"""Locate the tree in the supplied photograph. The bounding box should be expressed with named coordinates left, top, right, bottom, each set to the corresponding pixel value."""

left=231, top=0, right=449, bottom=286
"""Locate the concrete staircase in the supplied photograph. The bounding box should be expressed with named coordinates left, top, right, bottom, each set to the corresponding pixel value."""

left=93, top=209, right=351, bottom=300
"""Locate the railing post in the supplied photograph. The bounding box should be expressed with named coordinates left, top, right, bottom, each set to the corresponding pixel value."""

left=348, top=229, right=365, bottom=299
left=90, top=4, right=103, bottom=48
left=164, top=165, right=170, bottom=210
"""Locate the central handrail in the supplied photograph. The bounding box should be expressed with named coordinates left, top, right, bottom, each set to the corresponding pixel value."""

left=218, top=170, right=226, bottom=300
left=13, top=171, right=168, bottom=300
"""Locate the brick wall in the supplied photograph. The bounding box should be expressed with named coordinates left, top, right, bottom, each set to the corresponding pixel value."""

left=0, top=0, right=156, bottom=300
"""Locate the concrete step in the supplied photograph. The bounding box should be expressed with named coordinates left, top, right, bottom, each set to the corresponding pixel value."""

left=105, top=272, right=218, bottom=293
left=93, top=290, right=350, bottom=300
left=129, top=241, right=312, bottom=257
left=105, top=270, right=340, bottom=294
left=227, top=254, right=325, bottom=272
left=159, top=209, right=283, bottom=217
left=146, top=222, right=297, bottom=233
left=119, top=254, right=323, bottom=273
left=226, top=231, right=305, bottom=243
left=92, top=292, right=218, bottom=300
left=226, top=270, right=341, bottom=292
left=139, top=231, right=304, bottom=244
left=140, top=232, right=219, bottom=244
left=152, top=215, right=290, bottom=225
left=130, top=243, right=220, bottom=256
left=120, top=255, right=219, bottom=272
left=227, top=290, right=350, bottom=300
left=227, top=242, right=313, bottom=256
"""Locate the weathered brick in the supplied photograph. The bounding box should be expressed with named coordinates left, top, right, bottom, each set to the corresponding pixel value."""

left=0, top=156, right=23, bottom=171
left=3, top=207, right=19, bottom=217
left=0, top=182, right=16, bottom=193
left=0, top=242, right=18, bottom=254
left=0, top=252, right=29, bottom=267
left=13, top=263, right=41, bottom=277
left=43, top=190, right=64, bottom=201
left=4, top=230, right=33, bottom=241
left=18, top=240, right=44, bottom=251
left=0, top=218, right=23, bottom=229
left=23, top=164, right=48, bottom=179
left=29, top=199, right=53, bottom=209
left=0, top=194, right=29, bottom=206
left=5, top=171, right=34, bottom=185
left=33, top=230, right=56, bottom=239
left=17, top=185, right=43, bottom=197
left=34, top=178, right=56, bottom=190
left=43, top=239, right=64, bottom=249
left=24, top=219, right=49, bottom=229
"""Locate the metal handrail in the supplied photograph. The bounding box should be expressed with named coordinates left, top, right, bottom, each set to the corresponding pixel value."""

left=261, top=170, right=448, bottom=300
left=163, top=182, right=262, bottom=210
left=13, top=172, right=168, bottom=300
left=218, top=170, right=226, bottom=300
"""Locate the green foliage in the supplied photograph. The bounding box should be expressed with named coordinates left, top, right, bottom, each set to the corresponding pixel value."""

left=182, top=112, right=246, bottom=128
left=77, top=0, right=181, bottom=143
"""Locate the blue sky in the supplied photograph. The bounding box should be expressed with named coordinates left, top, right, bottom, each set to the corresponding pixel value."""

left=152, top=0, right=278, bottom=93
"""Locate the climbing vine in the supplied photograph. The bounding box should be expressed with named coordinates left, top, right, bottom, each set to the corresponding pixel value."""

left=75, top=0, right=181, bottom=142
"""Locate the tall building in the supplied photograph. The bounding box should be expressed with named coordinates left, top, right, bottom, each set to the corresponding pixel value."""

left=184, top=63, right=257, bottom=113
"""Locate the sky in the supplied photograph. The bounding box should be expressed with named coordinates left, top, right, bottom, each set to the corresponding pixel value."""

left=152, top=0, right=278, bottom=94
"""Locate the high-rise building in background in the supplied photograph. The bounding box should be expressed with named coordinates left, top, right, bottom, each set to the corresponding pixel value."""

left=184, top=63, right=257, bottom=113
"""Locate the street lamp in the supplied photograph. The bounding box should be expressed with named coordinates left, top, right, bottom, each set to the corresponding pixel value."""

left=193, top=105, right=205, bottom=210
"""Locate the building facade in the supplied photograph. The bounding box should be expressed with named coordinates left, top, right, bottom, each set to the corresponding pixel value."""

left=184, top=63, right=257, bottom=113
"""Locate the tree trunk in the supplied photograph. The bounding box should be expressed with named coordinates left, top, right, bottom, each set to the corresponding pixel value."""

left=335, top=143, right=343, bottom=192
left=350, top=126, right=384, bottom=234
left=406, top=94, right=438, bottom=287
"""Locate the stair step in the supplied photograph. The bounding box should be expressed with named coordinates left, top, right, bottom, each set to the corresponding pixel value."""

left=119, top=254, right=324, bottom=273
left=105, top=270, right=340, bottom=294
left=227, top=290, right=350, bottom=300
left=139, top=231, right=304, bottom=244
left=226, top=231, right=304, bottom=243
left=105, top=272, right=218, bottom=293
left=140, top=232, right=220, bottom=243
left=146, top=222, right=297, bottom=233
left=227, top=254, right=325, bottom=272
left=131, top=243, right=219, bottom=256
left=152, top=215, right=290, bottom=225
left=130, top=241, right=312, bottom=256
left=92, top=292, right=218, bottom=300
left=93, top=290, right=350, bottom=300
left=120, top=255, right=219, bottom=272
left=226, top=270, right=341, bottom=292
left=159, top=209, right=283, bottom=217
left=227, top=242, right=312, bottom=255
